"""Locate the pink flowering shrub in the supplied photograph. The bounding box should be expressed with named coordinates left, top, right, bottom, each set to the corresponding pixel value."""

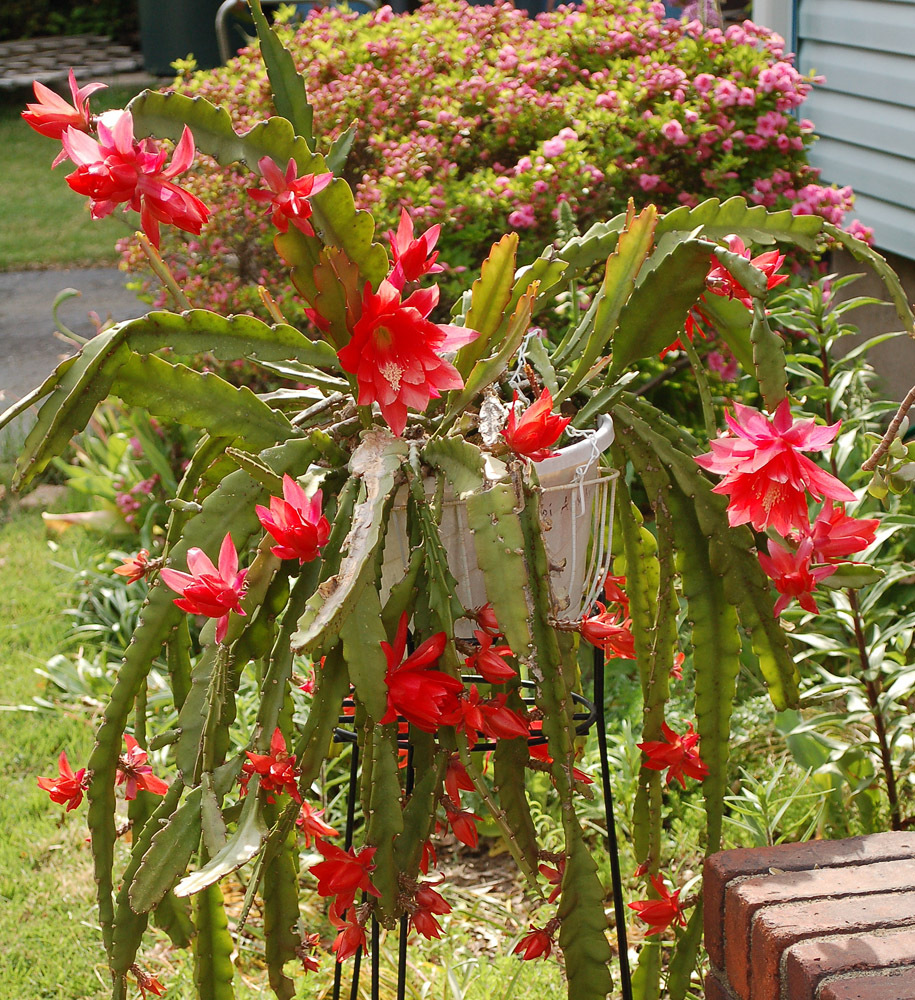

left=121, top=0, right=865, bottom=316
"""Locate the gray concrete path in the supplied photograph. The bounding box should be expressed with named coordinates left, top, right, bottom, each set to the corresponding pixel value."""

left=0, top=267, right=148, bottom=426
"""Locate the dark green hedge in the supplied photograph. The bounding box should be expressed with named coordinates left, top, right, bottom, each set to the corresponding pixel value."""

left=0, top=0, right=138, bottom=43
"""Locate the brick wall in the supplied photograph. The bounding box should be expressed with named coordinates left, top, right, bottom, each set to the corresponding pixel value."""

left=704, top=832, right=915, bottom=1000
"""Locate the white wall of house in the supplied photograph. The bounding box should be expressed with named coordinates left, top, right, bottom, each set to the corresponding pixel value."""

left=753, top=0, right=915, bottom=262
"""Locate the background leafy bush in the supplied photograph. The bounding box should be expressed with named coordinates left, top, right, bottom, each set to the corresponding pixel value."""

left=0, top=0, right=137, bottom=43
left=121, top=0, right=867, bottom=318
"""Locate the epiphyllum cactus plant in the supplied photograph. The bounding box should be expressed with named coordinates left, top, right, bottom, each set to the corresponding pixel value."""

left=12, top=5, right=914, bottom=1000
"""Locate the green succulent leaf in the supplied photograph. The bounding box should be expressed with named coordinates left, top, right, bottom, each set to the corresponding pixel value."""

left=128, top=91, right=388, bottom=286
left=422, top=438, right=487, bottom=497
left=608, top=239, right=713, bottom=376
left=339, top=585, right=390, bottom=722
left=125, top=309, right=339, bottom=368
left=111, top=781, right=184, bottom=976
left=655, top=195, right=823, bottom=250
left=667, top=900, right=705, bottom=1000
left=247, top=0, right=315, bottom=149
left=445, top=283, right=537, bottom=422
left=749, top=300, right=788, bottom=409
left=261, top=818, right=300, bottom=1000
left=175, top=791, right=269, bottom=897
left=15, top=326, right=128, bottom=487
left=113, top=353, right=297, bottom=450
left=366, top=724, right=405, bottom=924
left=129, top=785, right=205, bottom=913
left=823, top=222, right=915, bottom=335
left=454, top=233, right=519, bottom=374
left=194, top=881, right=236, bottom=999
left=466, top=483, right=534, bottom=669
left=558, top=204, right=657, bottom=401
left=326, top=121, right=357, bottom=175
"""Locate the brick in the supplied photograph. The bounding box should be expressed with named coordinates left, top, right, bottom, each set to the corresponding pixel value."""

left=705, top=970, right=739, bottom=1000
left=785, top=927, right=915, bottom=1000
left=746, top=890, right=915, bottom=1000
left=725, top=860, right=915, bottom=998
left=819, top=967, right=915, bottom=1000
left=704, top=833, right=915, bottom=967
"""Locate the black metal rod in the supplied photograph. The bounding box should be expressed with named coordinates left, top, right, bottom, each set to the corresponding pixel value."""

left=349, top=944, right=363, bottom=1000
left=593, top=645, right=633, bottom=999
left=333, top=740, right=361, bottom=1000
left=371, top=916, right=380, bottom=999
left=396, top=742, right=415, bottom=1000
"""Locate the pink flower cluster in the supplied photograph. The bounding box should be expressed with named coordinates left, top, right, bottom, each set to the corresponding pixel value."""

left=119, top=0, right=863, bottom=320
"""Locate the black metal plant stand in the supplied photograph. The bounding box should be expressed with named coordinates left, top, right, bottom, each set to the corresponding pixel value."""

left=328, top=647, right=632, bottom=1000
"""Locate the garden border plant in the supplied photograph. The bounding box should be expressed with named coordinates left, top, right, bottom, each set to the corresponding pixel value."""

left=10, top=3, right=915, bottom=999
left=119, top=0, right=872, bottom=323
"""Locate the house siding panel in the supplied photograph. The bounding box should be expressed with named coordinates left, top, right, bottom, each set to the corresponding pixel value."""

left=796, top=0, right=915, bottom=259
left=799, top=0, right=915, bottom=56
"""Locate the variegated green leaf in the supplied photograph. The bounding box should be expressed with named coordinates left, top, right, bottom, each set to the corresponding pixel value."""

left=292, top=430, right=407, bottom=652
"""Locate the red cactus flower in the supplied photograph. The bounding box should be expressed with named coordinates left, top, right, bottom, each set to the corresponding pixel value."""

left=387, top=207, right=444, bottom=289
left=160, top=531, right=247, bottom=644
left=637, top=722, right=709, bottom=789
left=256, top=475, right=330, bottom=563
left=332, top=912, right=367, bottom=962
left=337, top=279, right=478, bottom=436
left=758, top=535, right=836, bottom=616
left=116, top=734, right=169, bottom=800
left=61, top=110, right=209, bottom=247
left=808, top=501, right=878, bottom=563
left=381, top=613, right=464, bottom=733
left=22, top=68, right=105, bottom=149
left=309, top=840, right=381, bottom=908
left=628, top=874, right=686, bottom=935
left=695, top=399, right=856, bottom=535
left=662, top=236, right=788, bottom=356
left=602, top=573, right=629, bottom=611
left=247, top=156, right=333, bottom=235
left=580, top=602, right=636, bottom=660
left=502, top=388, right=571, bottom=462
left=464, top=630, right=516, bottom=683
left=538, top=861, right=565, bottom=903
left=131, top=964, right=166, bottom=998
left=114, top=548, right=151, bottom=584
left=410, top=881, right=452, bottom=940
left=528, top=742, right=593, bottom=784
left=513, top=925, right=553, bottom=960
left=241, top=728, right=302, bottom=804
left=297, top=932, right=322, bottom=973
left=443, top=685, right=528, bottom=746
left=37, top=751, right=88, bottom=811
left=444, top=754, right=475, bottom=808
left=705, top=236, right=788, bottom=309
left=670, top=652, right=685, bottom=681
left=296, top=800, right=339, bottom=847
left=445, top=807, right=481, bottom=848
left=473, top=602, right=501, bottom=636
left=419, top=838, right=437, bottom=875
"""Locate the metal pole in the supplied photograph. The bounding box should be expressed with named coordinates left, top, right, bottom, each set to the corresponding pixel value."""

left=593, top=645, right=633, bottom=999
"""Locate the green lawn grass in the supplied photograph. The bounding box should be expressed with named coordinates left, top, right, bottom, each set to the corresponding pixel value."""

left=0, top=85, right=149, bottom=271
left=0, top=509, right=107, bottom=999
left=0, top=507, right=567, bottom=999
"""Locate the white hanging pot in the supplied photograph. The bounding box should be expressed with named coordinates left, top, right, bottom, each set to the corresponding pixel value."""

left=381, top=416, right=617, bottom=637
